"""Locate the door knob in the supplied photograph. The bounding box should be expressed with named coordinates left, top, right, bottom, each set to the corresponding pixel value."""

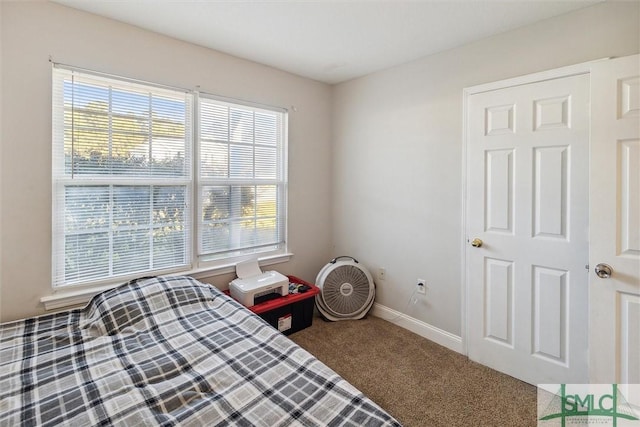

left=595, top=263, right=613, bottom=279
left=471, top=238, right=483, bottom=248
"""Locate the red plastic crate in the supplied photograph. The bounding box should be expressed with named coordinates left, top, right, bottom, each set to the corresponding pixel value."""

left=226, top=275, right=319, bottom=335
left=249, top=275, right=319, bottom=314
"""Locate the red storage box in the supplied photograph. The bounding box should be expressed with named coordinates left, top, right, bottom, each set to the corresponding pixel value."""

left=227, top=275, right=319, bottom=335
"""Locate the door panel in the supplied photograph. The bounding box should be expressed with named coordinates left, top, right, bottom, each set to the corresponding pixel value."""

left=533, top=145, right=568, bottom=239
left=589, top=55, right=640, bottom=390
left=485, top=149, right=514, bottom=233
left=467, top=74, right=589, bottom=385
left=532, top=265, right=567, bottom=364
left=619, top=293, right=640, bottom=383
left=619, top=139, right=640, bottom=256
left=484, top=257, right=514, bottom=346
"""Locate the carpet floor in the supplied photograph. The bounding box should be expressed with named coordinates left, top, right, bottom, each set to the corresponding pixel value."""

left=289, top=315, right=537, bottom=427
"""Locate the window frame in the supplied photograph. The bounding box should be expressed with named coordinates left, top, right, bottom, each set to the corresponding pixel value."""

left=195, top=93, right=289, bottom=270
left=51, top=65, right=289, bottom=291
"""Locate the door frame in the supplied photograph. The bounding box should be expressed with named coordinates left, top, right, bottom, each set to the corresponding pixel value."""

left=460, top=59, right=607, bottom=359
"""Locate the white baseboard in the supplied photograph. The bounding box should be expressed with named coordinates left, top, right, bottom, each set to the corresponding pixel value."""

left=370, top=303, right=464, bottom=354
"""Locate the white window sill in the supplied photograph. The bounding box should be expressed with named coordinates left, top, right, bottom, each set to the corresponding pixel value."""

left=40, top=252, right=293, bottom=311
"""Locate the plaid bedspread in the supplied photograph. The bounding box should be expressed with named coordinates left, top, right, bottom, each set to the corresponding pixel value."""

left=0, top=276, right=400, bottom=426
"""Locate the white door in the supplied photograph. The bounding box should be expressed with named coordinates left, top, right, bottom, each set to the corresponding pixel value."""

left=466, top=73, right=590, bottom=385
left=589, top=55, right=640, bottom=391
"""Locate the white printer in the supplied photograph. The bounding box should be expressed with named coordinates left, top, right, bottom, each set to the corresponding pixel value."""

left=229, top=259, right=289, bottom=307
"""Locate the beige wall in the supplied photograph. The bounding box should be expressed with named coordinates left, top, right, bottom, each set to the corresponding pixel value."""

left=0, top=2, right=333, bottom=321
left=331, top=1, right=640, bottom=336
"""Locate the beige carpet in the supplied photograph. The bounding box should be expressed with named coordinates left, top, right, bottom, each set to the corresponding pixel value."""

left=289, top=315, right=537, bottom=427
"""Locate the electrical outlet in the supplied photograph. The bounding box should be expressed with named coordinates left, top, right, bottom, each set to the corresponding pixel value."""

left=378, top=268, right=386, bottom=281
left=416, top=279, right=426, bottom=295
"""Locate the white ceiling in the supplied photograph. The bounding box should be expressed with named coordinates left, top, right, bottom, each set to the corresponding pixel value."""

left=52, top=0, right=602, bottom=84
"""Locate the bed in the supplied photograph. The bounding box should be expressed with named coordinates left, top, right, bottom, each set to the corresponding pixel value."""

left=0, top=275, right=400, bottom=426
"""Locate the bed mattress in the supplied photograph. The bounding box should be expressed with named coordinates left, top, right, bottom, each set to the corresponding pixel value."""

left=0, top=275, right=400, bottom=426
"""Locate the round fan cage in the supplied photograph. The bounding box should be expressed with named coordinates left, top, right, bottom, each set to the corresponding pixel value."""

left=315, top=256, right=375, bottom=321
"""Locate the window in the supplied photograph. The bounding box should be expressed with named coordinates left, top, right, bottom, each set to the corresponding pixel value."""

left=52, top=66, right=287, bottom=288
left=198, top=97, right=287, bottom=261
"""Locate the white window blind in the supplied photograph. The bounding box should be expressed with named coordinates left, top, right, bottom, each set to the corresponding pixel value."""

left=52, top=66, right=289, bottom=289
left=52, top=67, right=193, bottom=287
left=198, top=96, right=287, bottom=260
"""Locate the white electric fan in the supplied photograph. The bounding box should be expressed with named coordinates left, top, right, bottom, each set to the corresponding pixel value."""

left=315, top=256, right=375, bottom=321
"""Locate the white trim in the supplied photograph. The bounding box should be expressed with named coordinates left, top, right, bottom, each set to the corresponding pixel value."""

left=41, top=252, right=293, bottom=311
left=52, top=61, right=192, bottom=94
left=460, top=57, right=609, bottom=359
left=460, top=89, right=470, bottom=356
left=198, top=90, right=287, bottom=114
left=463, top=58, right=605, bottom=96
left=190, top=252, right=293, bottom=279
left=371, top=303, right=463, bottom=354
